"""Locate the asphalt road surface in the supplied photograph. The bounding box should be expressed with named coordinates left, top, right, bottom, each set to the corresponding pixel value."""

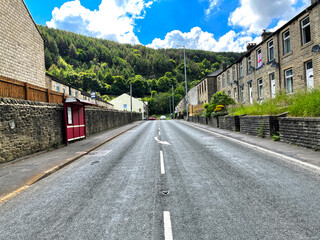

left=1, top=120, right=320, bottom=240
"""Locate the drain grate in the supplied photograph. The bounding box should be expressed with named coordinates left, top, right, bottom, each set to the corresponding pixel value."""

left=90, top=160, right=100, bottom=165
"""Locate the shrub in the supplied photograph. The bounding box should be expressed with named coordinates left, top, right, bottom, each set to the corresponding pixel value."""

left=204, top=91, right=235, bottom=118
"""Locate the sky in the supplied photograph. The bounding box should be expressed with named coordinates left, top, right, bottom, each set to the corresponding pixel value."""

left=24, top=0, right=311, bottom=52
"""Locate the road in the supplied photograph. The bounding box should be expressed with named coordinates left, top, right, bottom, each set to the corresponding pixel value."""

left=1, top=120, right=320, bottom=239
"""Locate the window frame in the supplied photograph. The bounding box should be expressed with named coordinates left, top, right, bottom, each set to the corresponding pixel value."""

left=283, top=30, right=291, bottom=54
left=247, top=56, right=252, bottom=73
left=232, top=66, right=236, bottom=81
left=227, top=71, right=230, bottom=83
left=239, top=62, right=243, bottom=77
left=240, top=85, right=245, bottom=104
left=301, top=16, right=311, bottom=45
left=268, top=40, right=274, bottom=62
left=257, top=48, right=262, bottom=68
left=56, top=84, right=60, bottom=92
left=285, top=69, right=293, bottom=94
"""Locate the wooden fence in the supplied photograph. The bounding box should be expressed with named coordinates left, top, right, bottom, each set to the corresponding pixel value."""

left=189, top=104, right=205, bottom=116
left=0, top=75, right=65, bottom=103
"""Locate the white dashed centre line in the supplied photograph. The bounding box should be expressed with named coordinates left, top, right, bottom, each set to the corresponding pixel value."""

left=160, top=150, right=165, bottom=174
left=163, top=211, right=173, bottom=240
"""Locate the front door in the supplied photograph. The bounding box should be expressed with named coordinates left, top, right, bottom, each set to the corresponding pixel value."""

left=306, top=61, right=314, bottom=90
left=270, top=73, right=276, bottom=98
left=249, top=83, right=253, bottom=104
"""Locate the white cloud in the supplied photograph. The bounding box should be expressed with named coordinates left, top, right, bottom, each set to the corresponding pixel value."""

left=147, top=27, right=259, bottom=52
left=205, top=0, right=220, bottom=16
left=228, top=0, right=309, bottom=34
left=47, top=0, right=154, bottom=44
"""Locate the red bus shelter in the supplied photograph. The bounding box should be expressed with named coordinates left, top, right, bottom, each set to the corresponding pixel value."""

left=64, top=97, right=95, bottom=145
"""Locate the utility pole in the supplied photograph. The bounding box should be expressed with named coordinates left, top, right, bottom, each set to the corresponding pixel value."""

left=172, top=85, right=174, bottom=119
left=130, top=84, right=132, bottom=122
left=169, top=96, right=171, bottom=118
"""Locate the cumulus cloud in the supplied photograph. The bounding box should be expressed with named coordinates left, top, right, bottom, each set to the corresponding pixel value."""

left=147, top=27, right=260, bottom=52
left=47, top=0, right=154, bottom=44
left=228, top=0, right=309, bottom=34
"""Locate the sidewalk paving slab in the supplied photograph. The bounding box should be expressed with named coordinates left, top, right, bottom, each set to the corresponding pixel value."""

left=181, top=120, right=320, bottom=168
left=0, top=121, right=143, bottom=201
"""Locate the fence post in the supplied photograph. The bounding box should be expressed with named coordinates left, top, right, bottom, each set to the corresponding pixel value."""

left=25, top=82, right=29, bottom=100
left=47, top=89, right=51, bottom=103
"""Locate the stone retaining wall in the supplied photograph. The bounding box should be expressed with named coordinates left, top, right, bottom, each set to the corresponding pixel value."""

left=239, top=116, right=279, bottom=138
left=208, top=117, right=219, bottom=128
left=0, top=98, right=142, bottom=163
left=279, top=117, right=320, bottom=150
left=218, top=116, right=240, bottom=131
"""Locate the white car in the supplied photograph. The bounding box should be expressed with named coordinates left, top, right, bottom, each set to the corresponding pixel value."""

left=160, top=115, right=166, bottom=120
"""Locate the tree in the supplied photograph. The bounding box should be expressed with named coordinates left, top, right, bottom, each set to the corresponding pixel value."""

left=129, top=75, right=147, bottom=98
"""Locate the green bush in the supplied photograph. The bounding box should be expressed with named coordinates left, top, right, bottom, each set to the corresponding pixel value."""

left=204, top=91, right=235, bottom=118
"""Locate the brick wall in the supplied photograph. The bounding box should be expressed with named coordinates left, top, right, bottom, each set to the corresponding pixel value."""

left=239, top=116, right=279, bottom=138
left=0, top=0, right=46, bottom=88
left=279, top=117, right=320, bottom=150
left=0, top=98, right=142, bottom=163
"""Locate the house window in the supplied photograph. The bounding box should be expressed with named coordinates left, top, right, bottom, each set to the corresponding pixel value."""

left=233, top=87, right=238, bottom=103
left=218, top=77, right=221, bottom=89
left=301, top=16, right=311, bottom=45
left=227, top=71, right=230, bottom=83
left=247, top=56, right=252, bottom=73
left=239, top=62, right=243, bottom=77
left=222, top=74, right=226, bottom=87
left=283, top=30, right=291, bottom=54
left=257, top=48, right=262, bottom=68
left=228, top=90, right=231, bottom=97
left=268, top=40, right=274, bottom=61
left=240, top=85, right=245, bottom=103
left=258, top=78, right=263, bottom=99
left=63, top=87, right=66, bottom=94
left=232, top=66, right=236, bottom=81
left=56, top=84, right=60, bottom=92
left=75, top=91, right=79, bottom=98
left=204, top=81, right=206, bottom=92
left=285, top=69, right=293, bottom=93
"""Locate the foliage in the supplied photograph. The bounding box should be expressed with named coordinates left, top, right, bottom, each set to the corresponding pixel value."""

left=230, top=89, right=320, bottom=117
left=272, top=132, right=280, bottom=141
left=38, top=25, right=242, bottom=113
left=204, top=91, right=235, bottom=118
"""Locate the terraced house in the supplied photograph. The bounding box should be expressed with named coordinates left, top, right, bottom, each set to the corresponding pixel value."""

left=217, top=0, right=320, bottom=104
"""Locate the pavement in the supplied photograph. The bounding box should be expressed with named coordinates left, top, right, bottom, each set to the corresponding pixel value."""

left=0, top=121, right=144, bottom=202
left=181, top=120, right=320, bottom=169
left=1, top=119, right=319, bottom=203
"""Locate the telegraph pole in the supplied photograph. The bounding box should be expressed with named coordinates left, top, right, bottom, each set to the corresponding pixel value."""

left=130, top=84, right=132, bottom=122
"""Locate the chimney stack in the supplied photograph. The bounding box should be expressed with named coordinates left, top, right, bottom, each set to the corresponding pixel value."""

left=261, top=29, right=273, bottom=41
left=222, top=62, right=227, bottom=70
left=246, top=43, right=256, bottom=52
left=311, top=0, right=317, bottom=4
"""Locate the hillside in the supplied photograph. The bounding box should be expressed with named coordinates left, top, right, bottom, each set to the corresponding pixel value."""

left=38, top=25, right=242, bottom=113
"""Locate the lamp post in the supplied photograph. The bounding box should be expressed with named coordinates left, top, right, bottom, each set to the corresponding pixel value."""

left=177, top=45, right=188, bottom=120
left=172, top=85, right=174, bottom=119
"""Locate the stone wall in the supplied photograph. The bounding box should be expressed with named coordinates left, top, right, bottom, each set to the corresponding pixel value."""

left=208, top=117, right=219, bottom=128
left=85, top=107, right=141, bottom=136
left=199, top=116, right=207, bottom=125
left=218, top=116, right=240, bottom=131
left=0, top=0, right=46, bottom=88
left=0, top=98, right=142, bottom=163
left=0, top=98, right=64, bottom=163
left=239, top=116, right=279, bottom=138
left=279, top=117, right=320, bottom=150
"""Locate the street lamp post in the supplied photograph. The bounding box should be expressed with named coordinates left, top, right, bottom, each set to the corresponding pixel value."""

left=177, top=45, right=188, bottom=120
left=172, top=85, right=174, bottom=119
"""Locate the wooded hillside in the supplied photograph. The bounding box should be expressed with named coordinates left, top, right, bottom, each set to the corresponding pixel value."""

left=38, top=25, right=242, bottom=114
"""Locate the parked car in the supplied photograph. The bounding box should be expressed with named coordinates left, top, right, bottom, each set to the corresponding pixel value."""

left=148, top=116, right=157, bottom=120
left=160, top=115, right=166, bottom=120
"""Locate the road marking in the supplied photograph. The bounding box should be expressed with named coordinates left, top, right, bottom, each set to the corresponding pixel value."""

left=189, top=124, right=320, bottom=172
left=163, top=211, right=173, bottom=240
left=159, top=131, right=161, bottom=136
left=154, top=137, right=170, bottom=145
left=160, top=151, right=165, bottom=174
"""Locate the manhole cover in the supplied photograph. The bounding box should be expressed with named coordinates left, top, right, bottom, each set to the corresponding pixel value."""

left=159, top=190, right=169, bottom=196
left=91, top=160, right=100, bottom=165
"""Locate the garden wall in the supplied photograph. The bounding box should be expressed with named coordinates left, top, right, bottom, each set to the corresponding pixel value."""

left=0, top=97, right=142, bottom=163
left=279, top=117, right=320, bottom=150
left=239, top=116, right=279, bottom=138
left=218, top=116, right=240, bottom=131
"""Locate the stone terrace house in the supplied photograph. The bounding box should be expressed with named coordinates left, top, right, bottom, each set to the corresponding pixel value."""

left=0, top=0, right=46, bottom=88
left=217, top=0, right=320, bottom=104
left=197, top=68, right=223, bottom=104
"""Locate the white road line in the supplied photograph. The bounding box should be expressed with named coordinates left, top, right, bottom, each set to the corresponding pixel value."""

left=190, top=124, right=320, bottom=172
left=154, top=137, right=171, bottom=145
left=159, top=131, right=161, bottom=136
left=160, top=151, right=165, bottom=174
left=163, top=211, right=173, bottom=240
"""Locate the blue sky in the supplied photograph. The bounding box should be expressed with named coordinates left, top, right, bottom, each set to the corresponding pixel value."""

left=24, top=0, right=310, bottom=52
